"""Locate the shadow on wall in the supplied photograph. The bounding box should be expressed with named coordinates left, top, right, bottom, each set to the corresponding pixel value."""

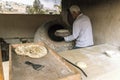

left=0, top=38, right=9, bottom=62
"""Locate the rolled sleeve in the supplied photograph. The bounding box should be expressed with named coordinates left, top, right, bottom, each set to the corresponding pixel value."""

left=64, top=35, right=75, bottom=42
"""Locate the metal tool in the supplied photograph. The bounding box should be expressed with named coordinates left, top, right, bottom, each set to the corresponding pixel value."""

left=25, top=61, right=44, bottom=71
left=62, top=57, right=88, bottom=77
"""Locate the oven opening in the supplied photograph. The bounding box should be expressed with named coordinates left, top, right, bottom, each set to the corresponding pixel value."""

left=48, top=24, right=65, bottom=42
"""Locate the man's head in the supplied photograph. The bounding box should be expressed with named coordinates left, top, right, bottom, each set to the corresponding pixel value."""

left=69, top=5, right=81, bottom=19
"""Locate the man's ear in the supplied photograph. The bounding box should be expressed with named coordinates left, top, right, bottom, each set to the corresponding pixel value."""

left=72, top=11, right=77, bottom=15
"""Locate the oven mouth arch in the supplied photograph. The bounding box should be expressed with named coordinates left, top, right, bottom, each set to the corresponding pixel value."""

left=48, top=24, right=65, bottom=42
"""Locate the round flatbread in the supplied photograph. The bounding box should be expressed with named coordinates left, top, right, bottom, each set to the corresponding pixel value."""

left=15, top=44, right=47, bottom=58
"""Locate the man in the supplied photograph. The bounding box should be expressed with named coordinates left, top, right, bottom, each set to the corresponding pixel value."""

left=57, top=5, right=94, bottom=49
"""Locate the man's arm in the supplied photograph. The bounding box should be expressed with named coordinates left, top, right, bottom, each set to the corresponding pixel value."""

left=64, top=21, right=81, bottom=42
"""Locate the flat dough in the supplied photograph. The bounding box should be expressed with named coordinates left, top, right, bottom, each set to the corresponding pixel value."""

left=105, top=50, right=115, bottom=57
left=76, top=62, right=87, bottom=69
left=15, top=44, right=47, bottom=58
left=55, top=29, right=70, bottom=37
left=56, top=29, right=69, bottom=33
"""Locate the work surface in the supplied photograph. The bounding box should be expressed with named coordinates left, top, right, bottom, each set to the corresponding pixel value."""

left=59, top=44, right=120, bottom=80
left=10, top=43, right=81, bottom=80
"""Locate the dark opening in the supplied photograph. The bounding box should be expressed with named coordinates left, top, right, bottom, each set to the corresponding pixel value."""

left=48, top=24, right=65, bottom=42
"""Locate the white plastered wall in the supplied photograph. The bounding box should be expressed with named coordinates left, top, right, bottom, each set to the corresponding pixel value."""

left=82, top=0, right=120, bottom=46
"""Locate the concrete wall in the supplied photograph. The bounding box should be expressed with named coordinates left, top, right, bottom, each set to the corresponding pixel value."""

left=0, top=14, right=61, bottom=38
left=80, top=0, right=120, bottom=45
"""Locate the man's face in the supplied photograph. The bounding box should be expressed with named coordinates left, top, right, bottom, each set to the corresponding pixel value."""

left=71, top=12, right=77, bottom=19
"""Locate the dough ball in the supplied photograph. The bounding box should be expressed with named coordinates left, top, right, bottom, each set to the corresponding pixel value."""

left=76, top=61, right=87, bottom=69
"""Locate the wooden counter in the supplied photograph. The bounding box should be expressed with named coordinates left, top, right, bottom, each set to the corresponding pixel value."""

left=9, top=42, right=81, bottom=80
left=59, top=44, right=120, bottom=80
left=0, top=50, right=4, bottom=80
